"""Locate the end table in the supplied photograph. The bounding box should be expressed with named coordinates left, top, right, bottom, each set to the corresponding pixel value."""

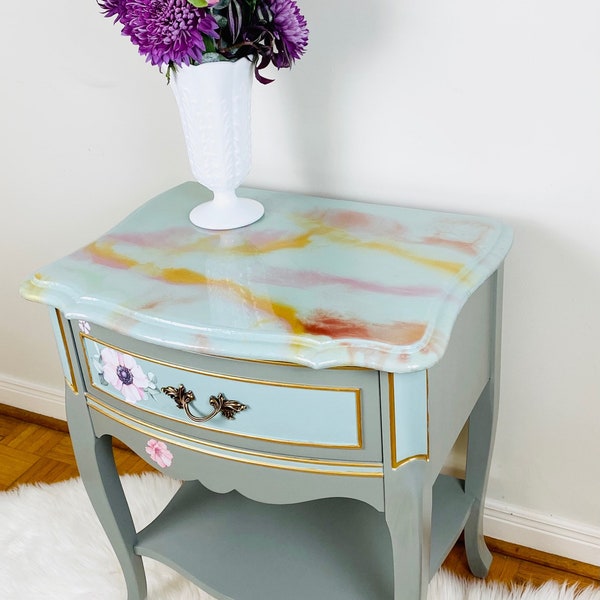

left=21, top=183, right=512, bottom=600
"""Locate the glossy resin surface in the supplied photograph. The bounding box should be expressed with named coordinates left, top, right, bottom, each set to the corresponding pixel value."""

left=21, top=183, right=512, bottom=371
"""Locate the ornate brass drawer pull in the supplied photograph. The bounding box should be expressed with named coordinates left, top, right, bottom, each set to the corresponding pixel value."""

left=161, top=384, right=248, bottom=423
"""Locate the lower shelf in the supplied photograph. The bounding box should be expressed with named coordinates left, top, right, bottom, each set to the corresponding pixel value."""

left=135, top=474, right=473, bottom=600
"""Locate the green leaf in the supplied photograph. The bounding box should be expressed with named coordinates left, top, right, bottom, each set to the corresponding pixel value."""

left=204, top=36, right=217, bottom=53
left=201, top=52, right=229, bottom=63
left=165, top=63, right=176, bottom=85
left=214, top=14, right=228, bottom=28
left=187, top=0, right=209, bottom=7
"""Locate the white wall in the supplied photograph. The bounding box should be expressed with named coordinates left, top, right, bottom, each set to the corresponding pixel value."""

left=2, top=0, right=599, bottom=565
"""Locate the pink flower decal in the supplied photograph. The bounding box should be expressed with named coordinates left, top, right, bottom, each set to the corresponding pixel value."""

left=100, top=348, right=150, bottom=404
left=145, top=439, right=173, bottom=468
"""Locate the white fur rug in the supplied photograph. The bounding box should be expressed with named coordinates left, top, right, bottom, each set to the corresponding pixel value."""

left=1, top=473, right=598, bottom=600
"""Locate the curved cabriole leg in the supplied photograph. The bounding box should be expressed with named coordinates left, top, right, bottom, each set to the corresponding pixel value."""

left=463, top=379, right=495, bottom=577
left=464, top=268, right=504, bottom=578
left=384, top=461, right=430, bottom=600
left=66, top=388, right=147, bottom=600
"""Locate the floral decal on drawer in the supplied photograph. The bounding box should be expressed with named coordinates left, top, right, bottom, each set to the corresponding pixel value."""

left=100, top=348, right=152, bottom=404
left=83, top=322, right=161, bottom=404
left=145, top=439, right=173, bottom=468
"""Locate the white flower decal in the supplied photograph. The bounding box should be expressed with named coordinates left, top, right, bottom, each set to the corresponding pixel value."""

left=100, top=348, right=150, bottom=404
left=145, top=439, right=173, bottom=468
left=79, top=320, right=91, bottom=334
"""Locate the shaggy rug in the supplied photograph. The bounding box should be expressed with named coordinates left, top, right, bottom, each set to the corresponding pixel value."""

left=1, top=473, right=598, bottom=600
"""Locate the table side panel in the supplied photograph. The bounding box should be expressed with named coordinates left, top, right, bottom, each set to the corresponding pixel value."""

left=427, top=274, right=494, bottom=478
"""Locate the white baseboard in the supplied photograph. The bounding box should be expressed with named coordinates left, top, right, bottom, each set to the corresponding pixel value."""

left=1, top=375, right=599, bottom=567
left=0, top=374, right=66, bottom=421
left=484, top=499, right=600, bottom=567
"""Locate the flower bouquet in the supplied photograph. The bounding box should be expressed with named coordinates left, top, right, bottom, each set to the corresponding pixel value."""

left=98, top=0, right=309, bottom=83
left=98, top=0, right=309, bottom=230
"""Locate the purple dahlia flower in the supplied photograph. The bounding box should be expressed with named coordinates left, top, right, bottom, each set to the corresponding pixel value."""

left=268, top=0, right=309, bottom=68
left=117, top=0, right=219, bottom=67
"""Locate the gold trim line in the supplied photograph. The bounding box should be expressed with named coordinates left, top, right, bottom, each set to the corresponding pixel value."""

left=86, top=394, right=381, bottom=469
left=87, top=398, right=383, bottom=478
left=80, top=333, right=363, bottom=450
left=388, top=372, right=430, bottom=469
left=55, top=309, right=78, bottom=394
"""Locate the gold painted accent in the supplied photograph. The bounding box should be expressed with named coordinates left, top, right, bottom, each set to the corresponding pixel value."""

left=426, top=369, right=431, bottom=463
left=388, top=373, right=398, bottom=468
left=252, top=359, right=366, bottom=371
left=388, top=372, right=430, bottom=469
left=86, top=395, right=383, bottom=478
left=391, top=453, right=429, bottom=469
left=54, top=309, right=78, bottom=394
left=206, top=353, right=366, bottom=370
left=86, top=394, right=378, bottom=468
left=80, top=333, right=363, bottom=450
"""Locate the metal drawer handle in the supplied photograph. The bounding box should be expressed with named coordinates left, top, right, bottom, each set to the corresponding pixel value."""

left=161, top=384, right=248, bottom=423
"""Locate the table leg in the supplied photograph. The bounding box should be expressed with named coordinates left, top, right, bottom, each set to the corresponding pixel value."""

left=463, top=379, right=495, bottom=577
left=464, top=267, right=504, bottom=577
left=384, top=460, right=430, bottom=600
left=66, top=387, right=148, bottom=600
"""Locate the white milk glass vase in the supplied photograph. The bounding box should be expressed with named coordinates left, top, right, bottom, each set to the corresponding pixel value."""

left=170, top=58, right=264, bottom=230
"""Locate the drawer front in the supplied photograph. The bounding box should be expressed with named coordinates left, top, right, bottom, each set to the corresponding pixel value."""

left=74, top=322, right=382, bottom=462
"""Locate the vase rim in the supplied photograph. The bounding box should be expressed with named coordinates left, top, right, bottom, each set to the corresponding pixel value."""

left=183, top=57, right=251, bottom=69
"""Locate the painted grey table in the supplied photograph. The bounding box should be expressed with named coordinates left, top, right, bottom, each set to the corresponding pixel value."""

left=21, top=183, right=512, bottom=600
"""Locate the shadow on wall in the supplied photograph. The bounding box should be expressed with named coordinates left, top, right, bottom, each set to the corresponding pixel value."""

left=489, top=216, right=600, bottom=521
left=438, top=213, right=600, bottom=527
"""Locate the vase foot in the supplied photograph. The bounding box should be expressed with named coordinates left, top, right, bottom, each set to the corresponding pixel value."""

left=189, top=197, right=264, bottom=231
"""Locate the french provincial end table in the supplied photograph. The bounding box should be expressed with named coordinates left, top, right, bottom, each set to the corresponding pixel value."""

left=21, top=183, right=512, bottom=600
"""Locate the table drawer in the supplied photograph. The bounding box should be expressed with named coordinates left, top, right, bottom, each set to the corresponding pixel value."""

left=74, top=322, right=382, bottom=462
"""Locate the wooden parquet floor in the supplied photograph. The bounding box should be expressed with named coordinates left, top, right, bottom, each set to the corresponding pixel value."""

left=1, top=408, right=598, bottom=591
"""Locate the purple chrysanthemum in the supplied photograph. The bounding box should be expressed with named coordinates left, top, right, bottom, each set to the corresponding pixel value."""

left=268, top=0, right=309, bottom=68
left=98, top=0, right=128, bottom=23
left=119, top=0, right=219, bottom=67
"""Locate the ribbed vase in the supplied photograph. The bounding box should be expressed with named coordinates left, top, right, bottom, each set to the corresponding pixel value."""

left=170, top=59, right=264, bottom=230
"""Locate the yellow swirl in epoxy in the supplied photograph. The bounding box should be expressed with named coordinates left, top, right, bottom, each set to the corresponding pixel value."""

left=81, top=239, right=429, bottom=346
